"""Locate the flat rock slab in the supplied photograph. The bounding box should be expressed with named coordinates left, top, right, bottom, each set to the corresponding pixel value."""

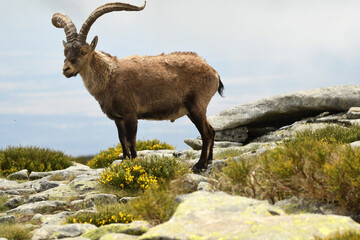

left=7, top=169, right=29, bottom=180
left=184, top=139, right=243, bottom=150
left=30, top=184, right=79, bottom=201
left=100, top=233, right=139, bottom=240
left=141, top=191, right=360, bottom=240
left=6, top=200, right=67, bottom=214
left=209, top=85, right=360, bottom=131
left=82, top=221, right=150, bottom=239
left=32, top=223, right=96, bottom=240
left=0, top=179, right=21, bottom=190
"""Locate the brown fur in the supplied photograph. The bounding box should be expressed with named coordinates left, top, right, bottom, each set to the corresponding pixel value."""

left=57, top=12, right=223, bottom=172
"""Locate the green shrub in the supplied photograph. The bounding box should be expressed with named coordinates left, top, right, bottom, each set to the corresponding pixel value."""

left=217, top=125, right=360, bottom=212
left=214, top=149, right=244, bottom=159
left=68, top=184, right=179, bottom=226
left=99, top=156, right=189, bottom=192
left=88, top=139, right=175, bottom=169
left=135, top=139, right=175, bottom=151
left=127, top=184, right=178, bottom=225
left=68, top=203, right=135, bottom=226
left=214, top=158, right=256, bottom=197
left=315, top=230, right=360, bottom=240
left=72, top=155, right=94, bottom=165
left=0, top=223, right=31, bottom=240
left=297, top=124, right=360, bottom=144
left=0, top=195, right=9, bottom=211
left=0, top=146, right=73, bottom=176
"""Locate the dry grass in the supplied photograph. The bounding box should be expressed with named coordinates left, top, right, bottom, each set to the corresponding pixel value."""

left=214, top=125, right=360, bottom=213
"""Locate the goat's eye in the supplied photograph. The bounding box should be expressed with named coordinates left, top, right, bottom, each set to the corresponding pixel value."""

left=81, top=51, right=87, bottom=56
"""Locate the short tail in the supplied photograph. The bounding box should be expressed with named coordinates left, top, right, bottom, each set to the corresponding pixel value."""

left=218, top=77, right=224, bottom=97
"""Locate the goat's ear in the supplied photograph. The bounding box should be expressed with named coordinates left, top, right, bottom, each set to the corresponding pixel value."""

left=90, top=36, right=98, bottom=51
left=63, top=40, right=67, bottom=48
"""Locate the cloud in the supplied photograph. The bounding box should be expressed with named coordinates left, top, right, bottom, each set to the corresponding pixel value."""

left=0, top=88, right=101, bottom=116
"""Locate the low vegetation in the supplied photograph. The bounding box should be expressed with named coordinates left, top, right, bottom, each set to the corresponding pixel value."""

left=4, top=127, right=360, bottom=237
left=69, top=202, right=135, bottom=226
left=72, top=155, right=94, bottom=165
left=0, top=146, right=73, bottom=176
left=214, top=148, right=244, bottom=159
left=99, top=156, right=189, bottom=192
left=87, top=139, right=175, bottom=169
left=299, top=124, right=360, bottom=144
left=315, top=230, right=360, bottom=240
left=0, top=195, right=9, bottom=211
left=0, top=223, right=32, bottom=240
left=128, top=184, right=178, bottom=224
left=68, top=184, right=177, bottom=226
left=215, top=124, right=360, bottom=213
left=68, top=153, right=189, bottom=226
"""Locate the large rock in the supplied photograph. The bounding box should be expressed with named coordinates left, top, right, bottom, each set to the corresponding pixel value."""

left=119, top=150, right=176, bottom=160
left=7, top=169, right=29, bottom=180
left=33, top=211, right=73, bottom=225
left=0, top=179, right=21, bottom=190
left=32, top=223, right=96, bottom=240
left=68, top=175, right=99, bottom=193
left=209, top=85, right=360, bottom=131
left=100, top=233, right=139, bottom=240
left=215, top=126, right=248, bottom=142
left=81, top=221, right=150, bottom=239
left=36, top=180, right=61, bottom=192
left=141, top=191, right=360, bottom=240
left=4, top=196, right=23, bottom=209
left=6, top=200, right=67, bottom=214
left=184, top=138, right=243, bottom=150
left=0, top=215, right=16, bottom=224
left=29, top=184, right=79, bottom=201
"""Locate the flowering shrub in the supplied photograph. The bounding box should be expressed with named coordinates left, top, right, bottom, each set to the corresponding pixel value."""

left=87, top=146, right=122, bottom=169
left=100, top=161, right=158, bottom=190
left=99, top=156, right=189, bottom=191
left=88, top=139, right=175, bottom=169
left=136, top=139, right=174, bottom=151
left=69, top=203, right=135, bottom=226
left=70, top=156, right=189, bottom=227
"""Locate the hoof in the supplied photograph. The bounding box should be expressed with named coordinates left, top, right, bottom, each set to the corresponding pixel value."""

left=191, top=164, right=207, bottom=174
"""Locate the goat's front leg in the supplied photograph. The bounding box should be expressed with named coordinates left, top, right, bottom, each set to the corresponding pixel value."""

left=123, top=113, right=138, bottom=159
left=115, top=119, right=131, bottom=159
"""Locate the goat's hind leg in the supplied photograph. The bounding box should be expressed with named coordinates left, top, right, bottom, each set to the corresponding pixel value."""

left=187, top=109, right=215, bottom=173
left=208, top=124, right=215, bottom=164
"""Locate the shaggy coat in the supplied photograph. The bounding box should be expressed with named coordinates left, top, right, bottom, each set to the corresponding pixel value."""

left=85, top=51, right=220, bottom=122
left=52, top=2, right=223, bottom=172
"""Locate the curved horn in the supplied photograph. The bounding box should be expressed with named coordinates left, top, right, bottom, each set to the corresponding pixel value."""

left=52, top=13, right=78, bottom=43
left=78, top=1, right=146, bottom=43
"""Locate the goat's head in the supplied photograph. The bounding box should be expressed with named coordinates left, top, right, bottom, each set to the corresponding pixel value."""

left=52, top=2, right=146, bottom=78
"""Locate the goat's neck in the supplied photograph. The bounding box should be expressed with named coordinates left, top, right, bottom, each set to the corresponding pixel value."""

left=80, top=51, right=114, bottom=99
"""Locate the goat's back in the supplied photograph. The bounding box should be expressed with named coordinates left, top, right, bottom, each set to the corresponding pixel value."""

left=104, top=52, right=220, bottom=120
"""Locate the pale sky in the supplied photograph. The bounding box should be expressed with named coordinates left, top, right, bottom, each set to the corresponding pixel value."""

left=1, top=0, right=360, bottom=156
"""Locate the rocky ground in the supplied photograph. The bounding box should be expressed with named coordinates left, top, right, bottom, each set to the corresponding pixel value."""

left=2, top=85, right=360, bottom=240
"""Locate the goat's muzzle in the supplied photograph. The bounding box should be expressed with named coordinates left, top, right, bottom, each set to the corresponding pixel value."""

left=62, top=64, right=78, bottom=78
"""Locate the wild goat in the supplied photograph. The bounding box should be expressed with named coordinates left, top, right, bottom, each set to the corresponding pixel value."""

left=52, top=2, right=224, bottom=172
